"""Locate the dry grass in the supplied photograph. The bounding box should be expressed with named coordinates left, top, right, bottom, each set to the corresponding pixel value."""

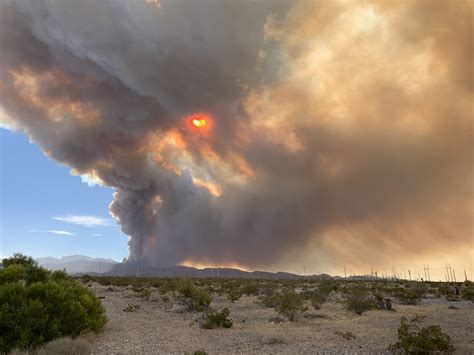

left=11, top=337, right=90, bottom=355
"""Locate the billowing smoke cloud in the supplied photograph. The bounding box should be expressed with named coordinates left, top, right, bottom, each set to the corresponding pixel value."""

left=1, top=0, right=472, bottom=274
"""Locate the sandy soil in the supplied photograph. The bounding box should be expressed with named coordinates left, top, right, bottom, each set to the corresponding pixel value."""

left=85, top=284, right=474, bottom=354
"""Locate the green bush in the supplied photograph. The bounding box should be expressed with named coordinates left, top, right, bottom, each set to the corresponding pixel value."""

left=389, top=316, right=455, bottom=354
left=0, top=254, right=106, bottom=353
left=258, top=293, right=281, bottom=308
left=276, top=289, right=305, bottom=321
left=202, top=308, right=233, bottom=329
left=176, top=279, right=212, bottom=312
left=188, top=288, right=212, bottom=312
left=394, top=284, right=427, bottom=305
left=310, top=291, right=329, bottom=310
left=241, top=283, right=259, bottom=296
left=341, top=285, right=377, bottom=315
left=461, top=286, right=474, bottom=302
left=227, top=288, right=242, bottom=303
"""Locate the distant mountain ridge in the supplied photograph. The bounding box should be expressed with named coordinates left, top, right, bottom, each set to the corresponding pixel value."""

left=37, top=255, right=118, bottom=274
left=35, top=255, right=344, bottom=280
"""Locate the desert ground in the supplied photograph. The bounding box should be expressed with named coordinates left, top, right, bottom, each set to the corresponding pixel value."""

left=83, top=281, right=474, bottom=354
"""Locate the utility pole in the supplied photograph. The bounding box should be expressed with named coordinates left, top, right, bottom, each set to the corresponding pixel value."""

left=452, top=267, right=457, bottom=283
left=427, top=265, right=431, bottom=282
left=136, top=262, right=139, bottom=277
left=449, top=265, right=455, bottom=282
left=445, top=264, right=450, bottom=282
left=464, top=270, right=468, bottom=282
left=344, top=266, right=347, bottom=279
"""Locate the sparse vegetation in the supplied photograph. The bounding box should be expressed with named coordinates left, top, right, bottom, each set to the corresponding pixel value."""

left=393, top=283, right=427, bottom=305
left=11, top=337, right=91, bottom=355
left=202, top=308, right=233, bottom=329
left=0, top=254, right=106, bottom=354
left=49, top=275, right=470, bottom=352
left=275, top=288, right=305, bottom=321
left=310, top=290, right=329, bottom=310
left=341, top=285, right=377, bottom=315
left=123, top=304, right=140, bottom=312
left=389, top=316, right=455, bottom=354
left=262, top=334, right=287, bottom=345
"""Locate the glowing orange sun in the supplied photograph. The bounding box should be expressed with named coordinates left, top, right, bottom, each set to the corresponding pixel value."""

left=192, top=117, right=206, bottom=128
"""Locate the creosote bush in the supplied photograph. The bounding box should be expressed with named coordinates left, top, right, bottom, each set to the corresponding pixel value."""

left=177, top=278, right=212, bottom=312
left=0, top=253, right=106, bottom=354
left=202, top=308, right=233, bottom=329
left=389, top=316, right=455, bottom=354
left=276, top=289, right=305, bottom=321
left=341, top=285, right=377, bottom=315
left=394, top=283, right=427, bottom=305
left=227, top=288, right=242, bottom=303
left=310, top=291, right=329, bottom=310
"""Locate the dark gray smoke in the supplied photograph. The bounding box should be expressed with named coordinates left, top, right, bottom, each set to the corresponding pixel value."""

left=1, top=0, right=471, bottom=273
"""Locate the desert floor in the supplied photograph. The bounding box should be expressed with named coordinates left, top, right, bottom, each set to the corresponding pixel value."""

left=85, top=283, right=474, bottom=354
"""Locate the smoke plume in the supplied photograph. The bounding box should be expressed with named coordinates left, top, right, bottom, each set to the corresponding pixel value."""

left=1, top=0, right=472, bottom=273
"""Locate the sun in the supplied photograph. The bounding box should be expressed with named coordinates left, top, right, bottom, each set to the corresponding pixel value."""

left=192, top=117, right=206, bottom=128
left=188, top=114, right=211, bottom=131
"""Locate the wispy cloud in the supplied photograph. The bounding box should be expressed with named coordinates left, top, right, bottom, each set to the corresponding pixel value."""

left=52, top=215, right=113, bottom=227
left=90, top=233, right=102, bottom=237
left=29, top=229, right=75, bottom=236
left=49, top=230, right=75, bottom=236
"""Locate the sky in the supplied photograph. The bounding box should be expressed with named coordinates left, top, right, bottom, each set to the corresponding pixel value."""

left=0, top=128, right=128, bottom=261
left=0, top=0, right=472, bottom=280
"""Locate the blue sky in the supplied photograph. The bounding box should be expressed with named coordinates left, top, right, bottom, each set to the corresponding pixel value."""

left=0, top=128, right=128, bottom=261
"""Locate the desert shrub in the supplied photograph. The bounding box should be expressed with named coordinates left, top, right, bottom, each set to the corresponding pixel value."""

left=11, top=337, right=90, bottom=355
left=335, top=331, right=356, bottom=340
left=394, top=289, right=422, bottom=305
left=123, top=304, right=140, bottom=312
left=188, top=288, right=212, bottom=312
left=261, top=283, right=278, bottom=296
left=276, top=289, right=305, bottom=321
left=258, top=293, right=281, bottom=308
left=461, top=286, right=474, bottom=302
left=0, top=254, right=106, bottom=353
left=178, top=278, right=195, bottom=298
left=202, top=308, right=233, bottom=329
left=389, top=316, right=455, bottom=354
left=227, top=288, right=242, bottom=303
left=177, top=280, right=212, bottom=312
left=310, top=291, right=329, bottom=310
left=341, top=285, right=377, bottom=315
left=241, top=282, right=259, bottom=296
left=142, top=288, right=152, bottom=300
left=318, top=281, right=338, bottom=294
left=193, top=350, right=208, bottom=355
